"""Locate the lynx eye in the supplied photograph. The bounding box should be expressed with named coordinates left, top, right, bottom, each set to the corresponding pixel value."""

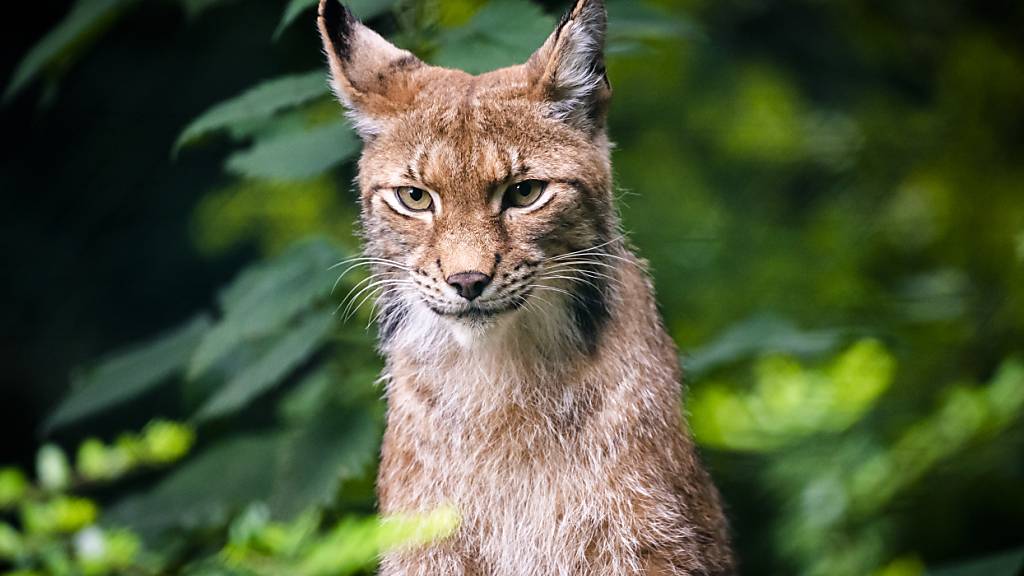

left=506, top=180, right=547, bottom=209
left=396, top=187, right=433, bottom=212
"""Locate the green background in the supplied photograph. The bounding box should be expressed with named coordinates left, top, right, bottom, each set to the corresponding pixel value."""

left=1, top=0, right=1022, bottom=574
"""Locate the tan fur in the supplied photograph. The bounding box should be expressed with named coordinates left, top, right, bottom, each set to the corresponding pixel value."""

left=318, top=0, right=735, bottom=573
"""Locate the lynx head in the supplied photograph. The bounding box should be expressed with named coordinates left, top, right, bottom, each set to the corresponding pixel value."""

left=319, top=0, right=622, bottom=356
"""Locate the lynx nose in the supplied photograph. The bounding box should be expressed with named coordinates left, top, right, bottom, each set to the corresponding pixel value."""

left=446, top=271, right=492, bottom=301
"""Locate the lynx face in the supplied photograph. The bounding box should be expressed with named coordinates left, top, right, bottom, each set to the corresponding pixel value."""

left=320, top=0, right=618, bottom=348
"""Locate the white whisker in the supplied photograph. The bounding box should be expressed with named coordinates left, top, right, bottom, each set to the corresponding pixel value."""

left=527, top=284, right=580, bottom=303
left=546, top=236, right=624, bottom=261
left=367, top=287, right=407, bottom=329
left=329, top=256, right=411, bottom=271
left=339, top=278, right=411, bottom=319
left=343, top=279, right=414, bottom=321
left=537, top=274, right=602, bottom=292
left=337, top=273, right=391, bottom=312
left=543, top=258, right=618, bottom=271
left=541, top=265, right=620, bottom=284
left=338, top=278, right=409, bottom=319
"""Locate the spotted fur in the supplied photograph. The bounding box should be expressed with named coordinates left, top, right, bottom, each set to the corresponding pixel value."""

left=318, top=0, right=735, bottom=573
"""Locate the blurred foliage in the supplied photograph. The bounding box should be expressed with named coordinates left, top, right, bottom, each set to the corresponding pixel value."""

left=691, top=339, right=897, bottom=451
left=0, top=422, right=456, bottom=575
left=0, top=422, right=191, bottom=574
left=3, top=0, right=1024, bottom=575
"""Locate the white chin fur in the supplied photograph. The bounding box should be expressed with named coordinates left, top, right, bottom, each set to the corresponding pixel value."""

left=448, top=320, right=485, bottom=348
left=387, top=292, right=575, bottom=360
left=443, top=311, right=516, bottom=349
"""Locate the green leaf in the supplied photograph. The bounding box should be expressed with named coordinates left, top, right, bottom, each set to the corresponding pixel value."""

left=188, top=238, right=343, bottom=378
left=0, top=522, right=25, bottom=559
left=278, top=366, right=336, bottom=424
left=606, top=0, right=701, bottom=55
left=105, top=434, right=279, bottom=535
left=4, top=0, right=139, bottom=102
left=690, top=340, right=896, bottom=452
left=433, top=0, right=555, bottom=74
left=684, top=314, right=845, bottom=378
left=175, top=71, right=330, bottom=152
left=181, top=558, right=254, bottom=576
left=270, top=402, right=381, bottom=519
left=299, top=509, right=459, bottom=576
left=196, top=311, right=335, bottom=421
left=45, top=314, right=211, bottom=432
left=225, top=121, right=359, bottom=181
left=275, top=0, right=399, bottom=39
left=36, top=446, right=72, bottom=492
left=275, top=0, right=318, bottom=39
left=0, top=469, right=29, bottom=508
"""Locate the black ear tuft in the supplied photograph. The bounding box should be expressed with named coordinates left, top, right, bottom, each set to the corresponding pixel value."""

left=319, top=0, right=356, bottom=61
left=317, top=0, right=424, bottom=138
left=555, top=8, right=573, bottom=38
left=531, top=0, right=610, bottom=133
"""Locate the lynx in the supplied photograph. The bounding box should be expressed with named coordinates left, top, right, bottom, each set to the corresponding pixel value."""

left=317, top=0, right=735, bottom=573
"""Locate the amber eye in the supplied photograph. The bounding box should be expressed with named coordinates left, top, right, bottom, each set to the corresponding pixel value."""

left=506, top=180, right=547, bottom=208
left=396, top=187, right=433, bottom=212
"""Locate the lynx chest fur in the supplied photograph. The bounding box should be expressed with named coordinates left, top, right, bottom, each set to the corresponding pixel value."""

left=317, top=0, right=735, bottom=573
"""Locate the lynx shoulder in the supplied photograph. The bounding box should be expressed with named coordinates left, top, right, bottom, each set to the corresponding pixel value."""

left=318, top=0, right=735, bottom=573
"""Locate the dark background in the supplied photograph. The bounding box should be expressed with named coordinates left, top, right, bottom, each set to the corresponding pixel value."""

left=3, top=1, right=1023, bottom=575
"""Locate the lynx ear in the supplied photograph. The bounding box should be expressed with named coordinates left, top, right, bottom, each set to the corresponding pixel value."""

left=528, top=0, right=611, bottom=133
left=317, top=0, right=424, bottom=138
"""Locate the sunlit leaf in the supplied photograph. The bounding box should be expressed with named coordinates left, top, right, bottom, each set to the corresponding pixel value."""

left=105, top=434, right=279, bottom=535
left=175, top=71, right=330, bottom=152
left=690, top=339, right=895, bottom=451
left=195, top=311, right=335, bottom=421
left=275, top=0, right=399, bottom=39
left=985, top=358, right=1024, bottom=424
left=433, top=0, right=554, bottom=74
left=4, top=0, right=139, bottom=102
left=45, top=314, right=211, bottom=432
left=270, top=402, right=381, bottom=519
left=847, top=358, right=1024, bottom=513
left=188, top=238, right=343, bottom=379
left=298, top=509, right=460, bottom=576
left=37, top=445, right=72, bottom=492
left=0, top=470, right=29, bottom=508
left=225, top=121, right=359, bottom=181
